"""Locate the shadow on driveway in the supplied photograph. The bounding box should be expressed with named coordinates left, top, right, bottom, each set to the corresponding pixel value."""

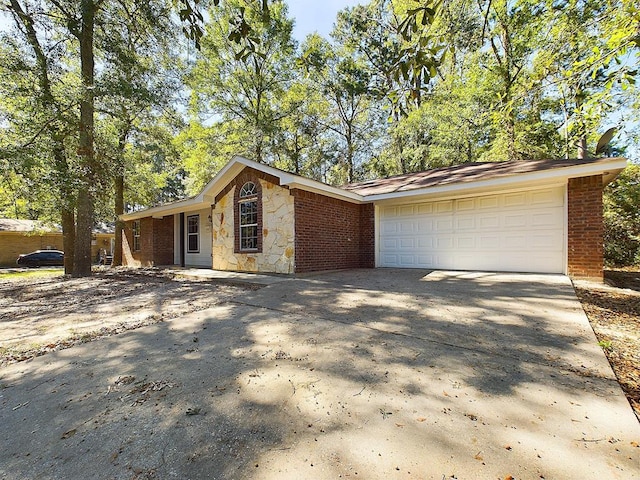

left=0, top=269, right=638, bottom=479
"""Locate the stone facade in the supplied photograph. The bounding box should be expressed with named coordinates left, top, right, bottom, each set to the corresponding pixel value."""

left=567, top=174, right=604, bottom=280
left=212, top=178, right=295, bottom=274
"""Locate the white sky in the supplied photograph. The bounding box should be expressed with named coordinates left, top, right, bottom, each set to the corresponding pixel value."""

left=0, top=1, right=363, bottom=41
left=287, top=0, right=364, bottom=41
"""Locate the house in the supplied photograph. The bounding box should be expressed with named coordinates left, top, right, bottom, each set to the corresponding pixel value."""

left=0, top=219, right=115, bottom=267
left=120, top=155, right=627, bottom=281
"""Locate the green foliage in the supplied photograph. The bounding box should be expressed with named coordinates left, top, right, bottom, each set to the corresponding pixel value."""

left=604, top=162, right=640, bottom=266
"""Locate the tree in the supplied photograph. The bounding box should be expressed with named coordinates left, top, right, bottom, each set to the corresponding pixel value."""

left=187, top=0, right=295, bottom=164
left=299, top=34, right=383, bottom=184
left=604, top=162, right=640, bottom=266
left=2, top=0, right=79, bottom=274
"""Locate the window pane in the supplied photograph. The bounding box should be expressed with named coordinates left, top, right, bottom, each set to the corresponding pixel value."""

left=240, top=182, right=256, bottom=198
left=188, top=234, right=199, bottom=252
left=240, top=225, right=258, bottom=249
left=188, top=216, right=199, bottom=233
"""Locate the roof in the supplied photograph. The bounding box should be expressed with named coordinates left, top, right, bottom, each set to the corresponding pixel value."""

left=0, top=219, right=114, bottom=234
left=120, top=156, right=628, bottom=221
left=0, top=219, right=60, bottom=233
left=344, top=157, right=626, bottom=196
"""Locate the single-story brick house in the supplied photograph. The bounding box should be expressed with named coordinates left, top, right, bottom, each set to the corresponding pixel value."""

left=0, top=219, right=115, bottom=267
left=120, top=155, right=627, bottom=281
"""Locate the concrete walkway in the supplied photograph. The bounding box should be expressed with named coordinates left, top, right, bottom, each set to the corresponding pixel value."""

left=1, top=269, right=638, bottom=479
left=160, top=266, right=290, bottom=286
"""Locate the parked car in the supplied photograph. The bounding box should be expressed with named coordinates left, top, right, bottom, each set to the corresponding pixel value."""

left=16, top=250, right=64, bottom=267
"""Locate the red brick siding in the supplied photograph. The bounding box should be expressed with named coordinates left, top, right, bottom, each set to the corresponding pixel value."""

left=153, top=216, right=174, bottom=265
left=292, top=189, right=374, bottom=273
left=122, top=216, right=174, bottom=267
left=568, top=175, right=603, bottom=280
left=360, top=203, right=375, bottom=268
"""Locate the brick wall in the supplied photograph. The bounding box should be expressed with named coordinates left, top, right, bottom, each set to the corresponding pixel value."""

left=0, top=233, right=63, bottom=266
left=567, top=175, right=603, bottom=280
left=292, top=189, right=374, bottom=273
left=153, top=216, right=174, bottom=265
left=122, top=216, right=174, bottom=267
left=0, top=232, right=114, bottom=266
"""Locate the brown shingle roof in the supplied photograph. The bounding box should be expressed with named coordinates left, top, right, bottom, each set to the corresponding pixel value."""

left=343, top=158, right=617, bottom=196
left=0, top=219, right=59, bottom=232
left=0, top=219, right=114, bottom=234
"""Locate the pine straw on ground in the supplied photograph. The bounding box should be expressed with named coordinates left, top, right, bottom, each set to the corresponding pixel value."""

left=574, top=269, right=640, bottom=420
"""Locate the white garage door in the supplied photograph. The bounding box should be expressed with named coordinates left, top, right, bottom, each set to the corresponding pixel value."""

left=378, top=187, right=565, bottom=273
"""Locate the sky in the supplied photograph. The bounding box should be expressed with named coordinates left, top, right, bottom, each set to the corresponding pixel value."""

left=0, top=1, right=365, bottom=41
left=287, top=0, right=364, bottom=41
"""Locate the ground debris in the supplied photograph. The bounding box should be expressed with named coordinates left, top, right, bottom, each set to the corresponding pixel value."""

left=0, top=270, right=254, bottom=366
left=574, top=268, right=640, bottom=420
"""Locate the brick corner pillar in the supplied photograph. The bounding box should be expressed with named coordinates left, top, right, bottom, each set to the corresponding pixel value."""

left=567, top=175, right=604, bottom=281
left=359, top=203, right=375, bottom=268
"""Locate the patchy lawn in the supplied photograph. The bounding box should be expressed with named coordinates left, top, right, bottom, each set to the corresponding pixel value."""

left=0, top=268, right=258, bottom=365
left=574, top=269, right=640, bottom=420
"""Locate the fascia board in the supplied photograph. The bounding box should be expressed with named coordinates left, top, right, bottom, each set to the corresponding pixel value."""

left=231, top=156, right=365, bottom=203
left=364, top=158, right=628, bottom=203
left=120, top=199, right=207, bottom=221
left=284, top=180, right=364, bottom=203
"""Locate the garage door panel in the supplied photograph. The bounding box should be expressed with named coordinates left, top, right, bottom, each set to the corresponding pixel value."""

left=399, top=238, right=415, bottom=249
left=435, top=219, right=453, bottom=231
left=504, top=214, right=527, bottom=227
left=456, top=216, right=475, bottom=230
left=478, top=196, right=499, bottom=209
left=479, top=216, right=500, bottom=229
left=504, top=192, right=527, bottom=207
left=378, top=187, right=564, bottom=273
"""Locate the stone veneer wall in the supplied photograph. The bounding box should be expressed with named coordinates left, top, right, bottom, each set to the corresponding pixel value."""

left=212, top=178, right=295, bottom=273
left=567, top=174, right=604, bottom=281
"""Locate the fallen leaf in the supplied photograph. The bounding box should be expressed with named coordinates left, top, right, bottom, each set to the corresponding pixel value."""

left=61, top=428, right=76, bottom=439
left=395, top=423, right=404, bottom=428
left=474, top=452, right=483, bottom=461
left=416, top=417, right=427, bottom=422
left=443, top=390, right=450, bottom=397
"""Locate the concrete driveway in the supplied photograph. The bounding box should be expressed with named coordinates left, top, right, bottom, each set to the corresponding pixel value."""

left=1, top=269, right=638, bottom=479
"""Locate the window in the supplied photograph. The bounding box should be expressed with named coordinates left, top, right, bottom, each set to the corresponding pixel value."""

left=187, top=214, right=199, bottom=253
left=238, top=181, right=258, bottom=251
left=133, top=220, right=141, bottom=251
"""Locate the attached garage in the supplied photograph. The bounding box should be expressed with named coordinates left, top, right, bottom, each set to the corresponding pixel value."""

left=378, top=186, right=565, bottom=273
left=122, top=155, right=627, bottom=281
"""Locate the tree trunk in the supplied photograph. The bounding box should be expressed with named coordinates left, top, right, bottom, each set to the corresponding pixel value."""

left=112, top=123, right=129, bottom=267
left=53, top=139, right=76, bottom=274
left=73, top=0, right=97, bottom=277
left=61, top=208, right=76, bottom=274
left=113, top=176, right=124, bottom=266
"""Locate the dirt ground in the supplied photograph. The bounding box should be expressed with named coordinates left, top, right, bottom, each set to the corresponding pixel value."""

left=0, top=268, right=257, bottom=364
left=574, top=269, right=640, bottom=420
left=1, top=267, right=639, bottom=421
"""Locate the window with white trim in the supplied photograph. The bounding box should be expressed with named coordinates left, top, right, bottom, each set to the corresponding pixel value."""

left=132, top=220, right=141, bottom=251
left=187, top=214, right=199, bottom=253
left=238, top=182, right=258, bottom=250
